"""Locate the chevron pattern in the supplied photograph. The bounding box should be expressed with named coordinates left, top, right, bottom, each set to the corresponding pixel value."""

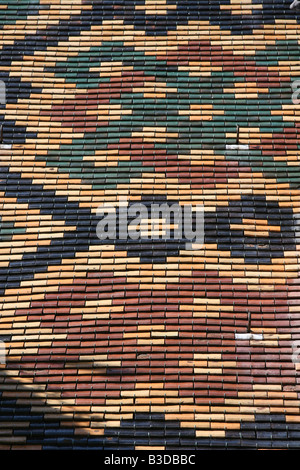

left=0, top=0, right=300, bottom=450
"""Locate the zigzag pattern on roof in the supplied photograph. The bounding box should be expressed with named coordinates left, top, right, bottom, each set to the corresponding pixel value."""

left=0, top=0, right=300, bottom=450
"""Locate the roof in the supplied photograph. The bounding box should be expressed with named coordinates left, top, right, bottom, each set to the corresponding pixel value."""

left=0, top=0, right=300, bottom=450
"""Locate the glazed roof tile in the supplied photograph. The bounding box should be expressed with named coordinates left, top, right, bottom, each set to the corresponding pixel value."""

left=0, top=0, right=300, bottom=451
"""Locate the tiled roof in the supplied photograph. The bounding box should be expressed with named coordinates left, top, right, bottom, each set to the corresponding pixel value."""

left=0, top=0, right=300, bottom=450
